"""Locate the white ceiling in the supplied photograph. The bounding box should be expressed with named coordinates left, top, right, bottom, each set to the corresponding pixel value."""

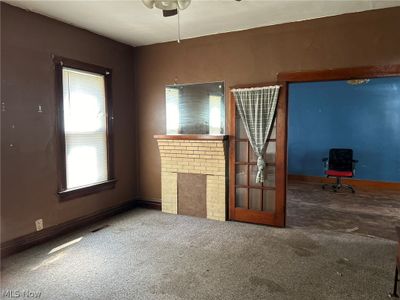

left=5, top=0, right=400, bottom=46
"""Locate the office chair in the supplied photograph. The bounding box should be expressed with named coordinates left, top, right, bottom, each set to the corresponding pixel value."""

left=322, top=148, right=358, bottom=193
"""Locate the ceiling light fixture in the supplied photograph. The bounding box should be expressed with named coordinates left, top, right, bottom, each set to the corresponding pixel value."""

left=347, top=79, right=370, bottom=85
left=142, top=0, right=191, bottom=43
left=142, top=0, right=191, bottom=17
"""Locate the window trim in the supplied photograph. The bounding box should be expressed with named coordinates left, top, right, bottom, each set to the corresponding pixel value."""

left=54, top=56, right=116, bottom=200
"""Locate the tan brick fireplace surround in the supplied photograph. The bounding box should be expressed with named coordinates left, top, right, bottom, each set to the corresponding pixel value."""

left=154, top=135, right=228, bottom=221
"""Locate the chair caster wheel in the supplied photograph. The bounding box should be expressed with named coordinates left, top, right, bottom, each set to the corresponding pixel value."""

left=351, top=190, right=355, bottom=194
left=322, top=186, right=325, bottom=190
left=333, top=189, right=337, bottom=193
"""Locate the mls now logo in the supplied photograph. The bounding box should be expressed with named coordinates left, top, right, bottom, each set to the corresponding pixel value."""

left=2, top=290, right=42, bottom=298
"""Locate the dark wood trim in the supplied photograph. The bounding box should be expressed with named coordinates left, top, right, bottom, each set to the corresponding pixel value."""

left=228, top=82, right=286, bottom=227
left=53, top=56, right=112, bottom=75
left=58, top=179, right=117, bottom=200
left=104, top=65, right=115, bottom=181
left=54, top=56, right=115, bottom=200
left=288, top=174, right=400, bottom=191
left=278, top=64, right=400, bottom=82
left=228, top=90, right=236, bottom=221
left=1, top=200, right=135, bottom=258
left=275, top=81, right=288, bottom=227
left=55, top=61, right=67, bottom=191
left=154, top=134, right=228, bottom=141
left=232, top=208, right=276, bottom=226
left=235, top=185, right=275, bottom=190
left=134, top=199, right=162, bottom=210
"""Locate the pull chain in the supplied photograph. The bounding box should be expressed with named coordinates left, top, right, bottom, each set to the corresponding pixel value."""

left=177, top=10, right=181, bottom=43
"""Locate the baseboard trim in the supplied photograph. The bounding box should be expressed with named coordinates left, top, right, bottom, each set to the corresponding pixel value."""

left=134, top=199, right=161, bottom=210
left=1, top=200, right=136, bottom=258
left=288, top=174, right=400, bottom=190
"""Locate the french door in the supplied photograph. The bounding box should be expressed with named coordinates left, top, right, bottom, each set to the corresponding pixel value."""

left=228, top=83, right=287, bottom=227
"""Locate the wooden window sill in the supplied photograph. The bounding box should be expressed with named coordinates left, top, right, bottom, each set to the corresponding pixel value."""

left=58, top=179, right=117, bottom=201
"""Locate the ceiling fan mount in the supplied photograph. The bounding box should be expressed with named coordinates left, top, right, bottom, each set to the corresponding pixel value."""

left=142, top=0, right=242, bottom=17
left=141, top=0, right=243, bottom=43
left=142, top=0, right=191, bottom=17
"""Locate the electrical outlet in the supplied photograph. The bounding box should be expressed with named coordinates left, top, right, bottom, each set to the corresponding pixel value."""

left=35, top=219, right=43, bottom=231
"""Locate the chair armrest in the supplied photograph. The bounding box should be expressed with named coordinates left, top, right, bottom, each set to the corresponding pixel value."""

left=352, top=159, right=358, bottom=163
left=322, top=158, right=328, bottom=162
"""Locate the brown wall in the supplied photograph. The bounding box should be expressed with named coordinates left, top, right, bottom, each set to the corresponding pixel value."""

left=1, top=3, right=138, bottom=242
left=1, top=3, right=400, bottom=242
left=134, top=7, right=400, bottom=201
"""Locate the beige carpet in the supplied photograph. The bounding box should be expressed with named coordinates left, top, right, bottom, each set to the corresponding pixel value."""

left=1, top=207, right=398, bottom=300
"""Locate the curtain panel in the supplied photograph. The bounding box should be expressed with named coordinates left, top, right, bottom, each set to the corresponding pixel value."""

left=232, top=86, right=280, bottom=183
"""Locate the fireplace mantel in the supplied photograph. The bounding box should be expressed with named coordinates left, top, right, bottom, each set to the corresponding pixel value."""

left=154, top=134, right=228, bottom=141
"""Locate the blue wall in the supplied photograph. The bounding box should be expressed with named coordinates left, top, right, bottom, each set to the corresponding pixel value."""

left=288, top=77, right=400, bottom=182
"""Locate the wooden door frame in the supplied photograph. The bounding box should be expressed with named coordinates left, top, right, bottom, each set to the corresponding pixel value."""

left=278, top=65, right=400, bottom=83
left=277, top=63, right=400, bottom=222
left=228, top=81, right=287, bottom=227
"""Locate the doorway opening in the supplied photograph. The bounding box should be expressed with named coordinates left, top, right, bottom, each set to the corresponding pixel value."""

left=279, top=67, right=400, bottom=241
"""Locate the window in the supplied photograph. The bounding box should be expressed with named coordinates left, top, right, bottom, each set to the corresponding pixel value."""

left=55, top=57, right=115, bottom=199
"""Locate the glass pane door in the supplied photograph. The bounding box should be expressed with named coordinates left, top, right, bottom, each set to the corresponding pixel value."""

left=229, top=83, right=286, bottom=227
left=234, top=110, right=277, bottom=212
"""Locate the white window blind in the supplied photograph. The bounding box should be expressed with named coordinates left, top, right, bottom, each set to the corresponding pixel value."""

left=62, top=68, right=108, bottom=189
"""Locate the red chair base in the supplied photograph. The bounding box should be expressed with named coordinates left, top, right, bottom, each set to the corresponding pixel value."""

left=323, top=170, right=355, bottom=193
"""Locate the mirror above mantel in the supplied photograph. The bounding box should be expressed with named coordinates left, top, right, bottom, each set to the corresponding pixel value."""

left=165, top=81, right=225, bottom=135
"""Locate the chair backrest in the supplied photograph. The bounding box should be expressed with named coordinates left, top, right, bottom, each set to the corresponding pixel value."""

left=328, top=148, right=353, bottom=171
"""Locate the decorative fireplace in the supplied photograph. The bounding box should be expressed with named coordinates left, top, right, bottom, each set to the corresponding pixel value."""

left=154, top=135, right=228, bottom=221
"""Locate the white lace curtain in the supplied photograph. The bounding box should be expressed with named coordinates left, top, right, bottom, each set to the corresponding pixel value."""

left=232, top=86, right=280, bottom=183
